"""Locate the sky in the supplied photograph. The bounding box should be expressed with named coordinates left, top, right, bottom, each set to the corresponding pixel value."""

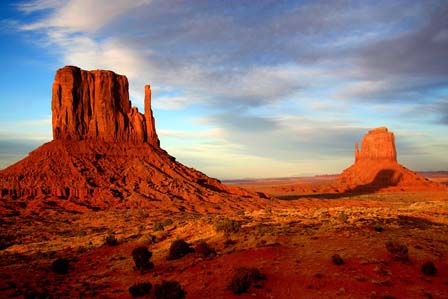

left=0, top=0, right=447, bottom=179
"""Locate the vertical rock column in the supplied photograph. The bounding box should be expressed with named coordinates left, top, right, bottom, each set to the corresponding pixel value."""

left=144, top=85, right=160, bottom=146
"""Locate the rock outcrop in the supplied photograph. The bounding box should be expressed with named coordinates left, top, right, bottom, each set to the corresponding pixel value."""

left=340, top=127, right=444, bottom=192
left=355, top=127, right=396, bottom=162
left=52, top=66, right=159, bottom=146
left=0, top=66, right=266, bottom=214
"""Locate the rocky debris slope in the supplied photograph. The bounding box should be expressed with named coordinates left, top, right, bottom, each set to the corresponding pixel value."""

left=0, top=66, right=267, bottom=214
left=339, top=127, right=445, bottom=192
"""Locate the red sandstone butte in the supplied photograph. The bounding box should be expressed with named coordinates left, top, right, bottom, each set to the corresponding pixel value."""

left=52, top=66, right=159, bottom=146
left=355, top=127, right=396, bottom=162
left=0, top=66, right=265, bottom=214
left=340, top=127, right=445, bottom=192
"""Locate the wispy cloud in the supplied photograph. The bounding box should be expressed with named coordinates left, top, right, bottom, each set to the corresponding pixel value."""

left=7, top=0, right=448, bottom=177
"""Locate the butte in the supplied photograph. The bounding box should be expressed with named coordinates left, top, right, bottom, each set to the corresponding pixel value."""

left=338, top=127, right=445, bottom=193
left=0, top=66, right=268, bottom=214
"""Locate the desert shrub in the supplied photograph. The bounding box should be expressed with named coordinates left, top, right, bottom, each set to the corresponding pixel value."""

left=132, top=246, right=154, bottom=271
left=140, top=234, right=158, bottom=245
left=264, top=208, right=272, bottom=214
left=0, top=232, right=15, bottom=250
left=338, top=211, right=348, bottom=223
left=104, top=232, right=119, bottom=246
left=153, top=222, right=165, bottom=232
left=24, top=289, right=50, bottom=299
left=128, top=282, right=152, bottom=297
left=195, top=241, right=216, bottom=258
left=154, top=280, right=186, bottom=299
left=166, top=239, right=194, bottom=260
left=51, top=258, right=69, bottom=274
left=331, top=254, right=344, bottom=265
left=374, top=225, right=384, bottom=232
left=228, top=267, right=266, bottom=295
left=421, top=261, right=437, bottom=276
left=162, top=218, right=174, bottom=226
left=215, top=219, right=241, bottom=234
left=385, top=241, right=409, bottom=262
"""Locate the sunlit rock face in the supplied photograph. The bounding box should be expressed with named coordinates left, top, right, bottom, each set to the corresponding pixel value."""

left=52, top=66, right=159, bottom=146
left=0, top=66, right=263, bottom=212
left=340, top=127, right=444, bottom=192
left=355, top=127, right=396, bottom=162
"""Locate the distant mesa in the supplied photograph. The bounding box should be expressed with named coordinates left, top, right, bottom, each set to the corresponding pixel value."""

left=355, top=127, right=396, bottom=162
left=339, top=126, right=444, bottom=192
left=0, top=66, right=265, bottom=214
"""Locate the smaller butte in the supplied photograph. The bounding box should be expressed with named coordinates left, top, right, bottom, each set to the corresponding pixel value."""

left=339, top=127, right=445, bottom=192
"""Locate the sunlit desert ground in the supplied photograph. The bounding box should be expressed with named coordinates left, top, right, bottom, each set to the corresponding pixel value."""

left=1, top=175, right=447, bottom=298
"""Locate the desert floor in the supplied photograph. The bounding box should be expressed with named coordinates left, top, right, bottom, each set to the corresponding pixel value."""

left=1, top=178, right=448, bottom=298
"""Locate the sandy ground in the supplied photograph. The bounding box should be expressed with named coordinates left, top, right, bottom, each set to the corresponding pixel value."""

left=1, top=179, right=448, bottom=298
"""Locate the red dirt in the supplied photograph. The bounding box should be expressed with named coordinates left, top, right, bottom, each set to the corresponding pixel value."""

left=1, top=67, right=447, bottom=299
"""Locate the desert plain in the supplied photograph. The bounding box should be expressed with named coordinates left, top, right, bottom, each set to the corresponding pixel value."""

left=0, top=66, right=447, bottom=299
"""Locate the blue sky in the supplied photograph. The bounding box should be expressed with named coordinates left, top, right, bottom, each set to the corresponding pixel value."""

left=0, top=0, right=447, bottom=179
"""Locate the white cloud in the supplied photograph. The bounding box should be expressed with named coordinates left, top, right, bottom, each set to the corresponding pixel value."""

left=10, top=0, right=448, bottom=178
left=0, top=117, right=52, bottom=141
left=16, top=0, right=64, bottom=14
left=19, top=0, right=151, bottom=33
left=158, top=128, right=224, bottom=139
left=333, top=80, right=388, bottom=100
left=153, top=96, right=191, bottom=110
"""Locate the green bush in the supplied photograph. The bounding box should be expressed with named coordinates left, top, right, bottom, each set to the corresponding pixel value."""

left=104, top=232, right=119, bottom=246
left=166, top=239, right=194, bottom=260
left=153, top=222, right=165, bottom=232
left=51, top=258, right=69, bottom=274
left=154, top=280, right=186, bottom=299
left=132, top=246, right=154, bottom=272
left=421, top=261, right=437, bottom=276
left=215, top=219, right=241, bottom=234
left=129, top=282, right=152, bottom=297
left=385, top=241, right=409, bottom=262
left=228, top=267, right=266, bottom=294
left=195, top=241, right=216, bottom=258
left=331, top=254, right=344, bottom=265
left=162, top=218, right=174, bottom=226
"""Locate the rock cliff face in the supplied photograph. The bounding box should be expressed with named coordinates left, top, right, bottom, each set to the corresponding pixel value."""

left=0, top=66, right=265, bottom=214
left=52, top=66, right=159, bottom=146
left=340, top=127, right=444, bottom=192
left=355, top=127, right=396, bottom=162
